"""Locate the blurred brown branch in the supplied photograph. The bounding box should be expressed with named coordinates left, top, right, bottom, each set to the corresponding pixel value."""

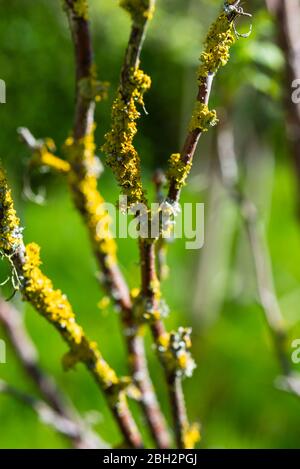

left=266, top=0, right=300, bottom=213
left=0, top=298, right=105, bottom=448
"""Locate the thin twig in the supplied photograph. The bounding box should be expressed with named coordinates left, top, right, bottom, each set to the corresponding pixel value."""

left=139, top=240, right=198, bottom=449
left=0, top=379, right=104, bottom=446
left=153, top=170, right=169, bottom=281
left=167, top=1, right=247, bottom=204
left=0, top=298, right=104, bottom=448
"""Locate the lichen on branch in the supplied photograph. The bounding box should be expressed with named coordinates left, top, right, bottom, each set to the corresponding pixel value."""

left=166, top=5, right=241, bottom=204
left=182, top=422, right=201, bottom=450
left=198, top=11, right=235, bottom=80
left=32, top=139, right=70, bottom=174
left=23, top=246, right=119, bottom=388
left=167, top=153, right=192, bottom=191
left=189, top=102, right=218, bottom=133
left=157, top=327, right=196, bottom=379
left=120, top=0, right=155, bottom=24
left=0, top=168, right=143, bottom=447
left=0, top=169, right=23, bottom=254
left=64, top=127, right=117, bottom=269
left=22, top=243, right=140, bottom=401
left=64, top=0, right=89, bottom=21
left=102, top=68, right=151, bottom=207
left=0, top=171, right=117, bottom=390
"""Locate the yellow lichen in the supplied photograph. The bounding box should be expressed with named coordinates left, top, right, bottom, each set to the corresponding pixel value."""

left=167, top=153, right=192, bottom=191
left=31, top=139, right=70, bottom=174
left=0, top=171, right=136, bottom=427
left=189, top=102, right=218, bottom=133
left=182, top=422, right=201, bottom=449
left=157, top=332, right=169, bottom=349
left=102, top=68, right=151, bottom=207
left=120, top=0, right=155, bottom=24
left=130, top=287, right=140, bottom=299
left=157, top=327, right=196, bottom=378
left=64, top=127, right=117, bottom=268
left=23, top=243, right=84, bottom=344
left=22, top=242, right=119, bottom=390
left=72, top=0, right=89, bottom=20
left=198, top=12, right=235, bottom=80
left=0, top=169, right=23, bottom=254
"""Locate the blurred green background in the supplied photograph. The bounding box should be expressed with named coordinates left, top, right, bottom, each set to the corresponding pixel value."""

left=1, top=0, right=300, bottom=449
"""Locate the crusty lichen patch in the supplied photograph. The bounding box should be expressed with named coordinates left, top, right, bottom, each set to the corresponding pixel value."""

left=0, top=169, right=121, bottom=392
left=167, top=153, right=192, bottom=191
left=22, top=242, right=122, bottom=391
left=198, top=12, right=235, bottom=80
left=0, top=169, right=23, bottom=254
left=189, top=102, right=218, bottom=132
left=102, top=68, right=151, bottom=207
left=64, top=127, right=117, bottom=268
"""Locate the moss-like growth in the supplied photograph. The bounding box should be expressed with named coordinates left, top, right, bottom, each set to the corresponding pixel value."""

left=102, top=68, right=151, bottom=207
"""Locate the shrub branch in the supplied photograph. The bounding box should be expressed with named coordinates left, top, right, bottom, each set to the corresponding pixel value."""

left=0, top=168, right=143, bottom=448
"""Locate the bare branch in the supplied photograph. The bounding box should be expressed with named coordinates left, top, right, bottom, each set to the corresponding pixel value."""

left=0, top=298, right=104, bottom=448
left=0, top=379, right=104, bottom=445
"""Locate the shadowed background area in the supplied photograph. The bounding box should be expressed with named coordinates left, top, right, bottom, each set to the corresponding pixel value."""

left=1, top=0, right=300, bottom=448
